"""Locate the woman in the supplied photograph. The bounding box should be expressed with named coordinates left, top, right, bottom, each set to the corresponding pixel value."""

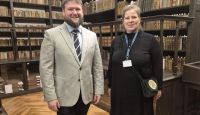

left=107, top=4, right=163, bottom=115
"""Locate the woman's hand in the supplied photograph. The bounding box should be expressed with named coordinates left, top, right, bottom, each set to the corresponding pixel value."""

left=108, top=88, right=111, bottom=96
left=154, top=90, right=162, bottom=101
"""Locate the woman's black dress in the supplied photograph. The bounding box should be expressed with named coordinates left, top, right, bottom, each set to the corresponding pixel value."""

left=107, top=31, right=163, bottom=115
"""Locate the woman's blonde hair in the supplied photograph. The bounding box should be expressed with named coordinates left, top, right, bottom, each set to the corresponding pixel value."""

left=122, top=4, right=141, bottom=19
left=121, top=3, right=143, bottom=31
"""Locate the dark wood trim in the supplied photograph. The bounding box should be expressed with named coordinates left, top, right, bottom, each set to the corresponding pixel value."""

left=12, top=1, right=48, bottom=9
left=22, top=63, right=28, bottom=90
left=141, top=5, right=189, bottom=17
left=0, top=58, right=39, bottom=65
left=0, top=87, right=42, bottom=99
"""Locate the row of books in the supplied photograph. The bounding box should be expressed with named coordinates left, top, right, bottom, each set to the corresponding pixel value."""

left=0, top=38, right=12, bottom=46
left=51, top=0, right=61, bottom=7
left=13, top=0, right=61, bottom=7
left=0, top=0, right=191, bottom=17
left=90, top=24, right=122, bottom=33
left=0, top=33, right=187, bottom=51
left=0, top=51, right=13, bottom=60
left=90, top=17, right=188, bottom=34
left=14, top=8, right=49, bottom=18
left=163, top=56, right=185, bottom=73
left=82, top=0, right=190, bottom=16
left=101, top=50, right=185, bottom=72
left=90, top=25, right=116, bottom=33
left=0, top=50, right=40, bottom=60
left=15, top=23, right=47, bottom=32
left=116, top=1, right=128, bottom=16
left=13, top=0, right=48, bottom=5
left=83, top=0, right=115, bottom=15
left=116, top=0, right=142, bottom=16
left=0, top=6, right=9, bottom=16
left=0, top=22, right=11, bottom=27
left=140, top=0, right=190, bottom=12
left=52, top=11, right=63, bottom=19
left=0, top=6, right=62, bottom=19
left=155, top=35, right=187, bottom=50
left=1, top=18, right=188, bottom=33
left=99, top=36, right=113, bottom=47
left=101, top=49, right=185, bottom=73
left=17, top=37, right=43, bottom=46
left=0, top=22, right=47, bottom=32
left=0, top=37, right=43, bottom=46
left=99, top=35, right=187, bottom=51
left=143, top=17, right=188, bottom=30
left=18, top=50, right=40, bottom=59
left=0, top=22, right=12, bottom=32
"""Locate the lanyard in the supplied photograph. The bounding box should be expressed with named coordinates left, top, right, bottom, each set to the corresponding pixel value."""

left=125, top=32, right=138, bottom=60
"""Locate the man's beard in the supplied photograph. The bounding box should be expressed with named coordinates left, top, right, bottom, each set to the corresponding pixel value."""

left=64, top=17, right=83, bottom=28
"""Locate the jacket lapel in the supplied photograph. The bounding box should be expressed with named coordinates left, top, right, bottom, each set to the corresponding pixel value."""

left=80, top=28, right=88, bottom=65
left=59, top=23, right=80, bottom=65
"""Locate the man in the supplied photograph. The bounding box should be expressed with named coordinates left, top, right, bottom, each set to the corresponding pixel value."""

left=39, top=0, right=104, bottom=114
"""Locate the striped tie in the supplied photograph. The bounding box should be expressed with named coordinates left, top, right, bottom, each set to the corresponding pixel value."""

left=72, top=30, right=81, bottom=61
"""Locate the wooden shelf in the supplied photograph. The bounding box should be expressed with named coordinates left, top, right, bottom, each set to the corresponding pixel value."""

left=16, top=32, right=44, bottom=37
left=52, top=18, right=64, bottom=24
left=0, top=58, right=39, bottom=65
left=0, top=87, right=42, bottom=99
left=13, top=2, right=49, bottom=10
left=163, top=50, right=186, bottom=57
left=84, top=9, right=115, bottom=23
left=95, top=29, right=188, bottom=36
left=144, top=29, right=188, bottom=36
left=102, top=47, right=111, bottom=51
left=0, top=0, right=10, bottom=6
left=14, top=17, right=50, bottom=23
left=17, top=46, right=40, bottom=50
left=0, top=16, right=11, bottom=22
left=51, top=5, right=62, bottom=11
left=0, top=31, right=12, bottom=37
left=0, top=46, right=13, bottom=51
left=141, top=5, right=189, bottom=17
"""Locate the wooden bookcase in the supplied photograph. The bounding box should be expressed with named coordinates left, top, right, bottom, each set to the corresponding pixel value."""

left=83, top=0, right=200, bottom=115
left=0, top=0, right=51, bottom=105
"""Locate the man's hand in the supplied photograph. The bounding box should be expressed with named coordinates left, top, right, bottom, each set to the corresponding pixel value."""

left=48, top=100, right=60, bottom=112
left=93, top=95, right=101, bottom=104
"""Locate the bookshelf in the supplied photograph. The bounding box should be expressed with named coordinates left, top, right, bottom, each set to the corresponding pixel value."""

left=84, top=15, right=193, bottom=74
left=0, top=0, right=51, bottom=104
left=82, top=0, right=200, bottom=72
left=83, top=0, right=200, bottom=115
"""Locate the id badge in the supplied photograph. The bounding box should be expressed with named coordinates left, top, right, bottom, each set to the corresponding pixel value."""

left=122, top=60, right=132, bottom=67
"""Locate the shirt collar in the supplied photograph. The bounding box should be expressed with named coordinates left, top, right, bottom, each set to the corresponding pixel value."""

left=65, top=22, right=82, bottom=34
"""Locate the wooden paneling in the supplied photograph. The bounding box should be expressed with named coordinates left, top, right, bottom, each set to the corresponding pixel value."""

left=186, top=0, right=200, bottom=62
left=156, top=77, right=184, bottom=115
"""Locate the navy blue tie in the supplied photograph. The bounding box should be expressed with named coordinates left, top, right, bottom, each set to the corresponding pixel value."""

left=72, top=30, right=81, bottom=61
